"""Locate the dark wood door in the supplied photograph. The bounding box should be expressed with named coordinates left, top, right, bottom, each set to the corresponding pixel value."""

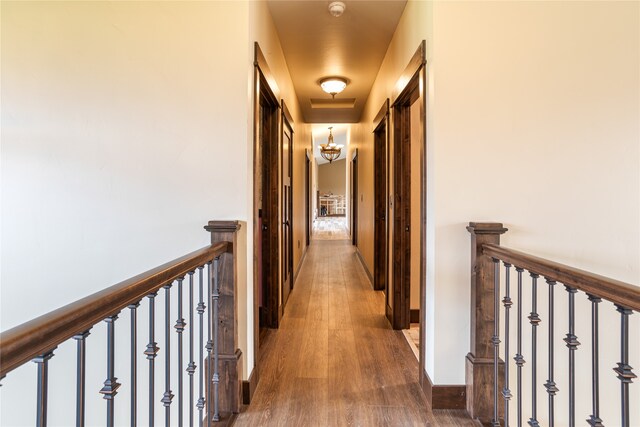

left=281, top=112, right=293, bottom=306
left=392, top=102, right=411, bottom=330
left=305, top=152, right=311, bottom=246
left=374, top=117, right=388, bottom=292
left=259, top=86, right=280, bottom=330
left=351, top=153, right=358, bottom=246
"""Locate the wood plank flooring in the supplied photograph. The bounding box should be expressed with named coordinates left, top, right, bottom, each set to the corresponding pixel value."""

left=234, top=239, right=476, bottom=427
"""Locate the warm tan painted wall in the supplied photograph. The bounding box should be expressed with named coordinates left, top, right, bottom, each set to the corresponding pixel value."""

left=355, top=2, right=639, bottom=424
left=348, top=121, right=375, bottom=276
left=318, top=159, right=346, bottom=196
left=410, top=100, right=421, bottom=311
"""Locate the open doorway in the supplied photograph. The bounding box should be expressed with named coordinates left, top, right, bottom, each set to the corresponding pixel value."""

left=281, top=101, right=294, bottom=307
left=373, top=100, right=389, bottom=294
left=351, top=150, right=358, bottom=246
left=253, top=44, right=282, bottom=366
left=305, top=150, right=311, bottom=247
left=387, top=42, right=427, bottom=388
left=313, top=127, right=349, bottom=240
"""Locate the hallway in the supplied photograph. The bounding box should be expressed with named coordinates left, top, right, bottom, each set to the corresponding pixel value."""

left=234, top=239, right=475, bottom=427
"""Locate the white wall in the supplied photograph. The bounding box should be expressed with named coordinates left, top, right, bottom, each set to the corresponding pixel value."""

left=357, top=1, right=639, bottom=424
left=1, top=2, right=252, bottom=425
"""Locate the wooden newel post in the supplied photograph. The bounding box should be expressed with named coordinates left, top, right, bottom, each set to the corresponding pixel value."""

left=204, top=220, right=243, bottom=420
left=466, top=222, right=507, bottom=425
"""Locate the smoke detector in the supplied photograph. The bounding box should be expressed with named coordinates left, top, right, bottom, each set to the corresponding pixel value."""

left=328, top=1, right=346, bottom=17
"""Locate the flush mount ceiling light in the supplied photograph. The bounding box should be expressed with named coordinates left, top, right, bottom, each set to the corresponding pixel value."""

left=319, top=77, right=348, bottom=99
left=328, top=1, right=346, bottom=17
left=318, top=127, right=344, bottom=163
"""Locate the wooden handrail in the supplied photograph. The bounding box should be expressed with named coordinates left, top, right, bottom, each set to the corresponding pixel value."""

left=482, top=243, right=640, bottom=312
left=0, top=241, right=231, bottom=378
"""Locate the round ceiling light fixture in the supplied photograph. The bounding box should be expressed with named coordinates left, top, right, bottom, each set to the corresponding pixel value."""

left=328, top=1, right=346, bottom=17
left=319, top=77, right=348, bottom=98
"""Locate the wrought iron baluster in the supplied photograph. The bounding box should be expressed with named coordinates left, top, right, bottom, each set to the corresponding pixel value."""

left=73, top=330, right=91, bottom=427
left=100, top=314, right=121, bottom=427
left=613, top=305, right=635, bottom=427
left=196, top=266, right=206, bottom=427
left=502, top=263, right=513, bottom=427
left=564, top=286, right=580, bottom=427
left=205, top=261, right=214, bottom=423
left=514, top=267, right=525, bottom=427
left=544, top=280, right=558, bottom=427
left=162, top=283, right=174, bottom=426
left=175, top=277, right=186, bottom=427
left=145, top=292, right=160, bottom=427
left=491, top=258, right=501, bottom=427
left=34, top=349, right=56, bottom=427
left=528, top=273, right=540, bottom=427
left=187, top=271, right=196, bottom=427
left=212, top=258, right=221, bottom=422
left=129, top=302, right=140, bottom=427
left=587, top=295, right=603, bottom=427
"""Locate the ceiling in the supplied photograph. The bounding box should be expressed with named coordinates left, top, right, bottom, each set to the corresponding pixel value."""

left=267, top=0, right=407, bottom=123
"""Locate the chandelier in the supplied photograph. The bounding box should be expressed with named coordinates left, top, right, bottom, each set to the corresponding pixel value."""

left=318, top=127, right=344, bottom=163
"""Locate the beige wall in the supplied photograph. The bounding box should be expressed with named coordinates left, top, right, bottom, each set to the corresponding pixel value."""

left=354, top=2, right=639, bottom=424
left=410, top=100, right=422, bottom=311
left=318, top=159, right=346, bottom=196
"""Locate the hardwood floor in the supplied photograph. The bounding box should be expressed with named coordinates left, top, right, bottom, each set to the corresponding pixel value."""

left=234, top=239, right=476, bottom=426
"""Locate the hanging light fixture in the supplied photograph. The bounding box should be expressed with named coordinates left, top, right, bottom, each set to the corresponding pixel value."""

left=319, top=77, right=348, bottom=99
left=318, top=127, right=344, bottom=163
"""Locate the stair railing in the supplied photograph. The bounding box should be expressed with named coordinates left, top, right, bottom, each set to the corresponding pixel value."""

left=466, top=222, right=639, bottom=427
left=0, top=220, right=242, bottom=427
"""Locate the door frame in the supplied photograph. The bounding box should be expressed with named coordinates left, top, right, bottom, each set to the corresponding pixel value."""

left=373, top=99, right=390, bottom=295
left=280, top=100, right=294, bottom=308
left=350, top=149, right=358, bottom=246
left=305, top=149, right=311, bottom=246
left=252, top=43, right=282, bottom=378
left=390, top=41, right=427, bottom=385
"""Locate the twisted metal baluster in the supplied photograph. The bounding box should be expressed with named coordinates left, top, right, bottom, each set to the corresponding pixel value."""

left=162, top=283, right=174, bottom=426
left=528, top=273, right=540, bottom=427
left=145, top=292, right=160, bottom=427
left=34, top=349, right=56, bottom=427
left=564, top=286, right=580, bottom=427
left=187, top=271, right=196, bottom=427
left=491, top=258, right=501, bottom=427
left=100, top=314, right=121, bottom=427
left=613, top=305, right=635, bottom=427
left=587, top=295, right=603, bottom=427
left=129, top=302, right=140, bottom=427
left=73, top=330, right=91, bottom=427
left=514, top=267, right=525, bottom=427
left=196, top=266, right=206, bottom=427
left=212, top=258, right=221, bottom=422
left=502, top=263, right=513, bottom=427
left=545, top=280, right=558, bottom=427
left=205, top=261, right=214, bottom=423
left=175, top=277, right=186, bottom=427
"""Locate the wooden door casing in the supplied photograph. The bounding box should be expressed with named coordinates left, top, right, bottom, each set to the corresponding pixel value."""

left=281, top=105, right=294, bottom=308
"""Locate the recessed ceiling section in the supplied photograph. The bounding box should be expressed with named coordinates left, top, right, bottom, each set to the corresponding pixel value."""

left=310, top=98, right=356, bottom=109
left=267, top=0, right=407, bottom=123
